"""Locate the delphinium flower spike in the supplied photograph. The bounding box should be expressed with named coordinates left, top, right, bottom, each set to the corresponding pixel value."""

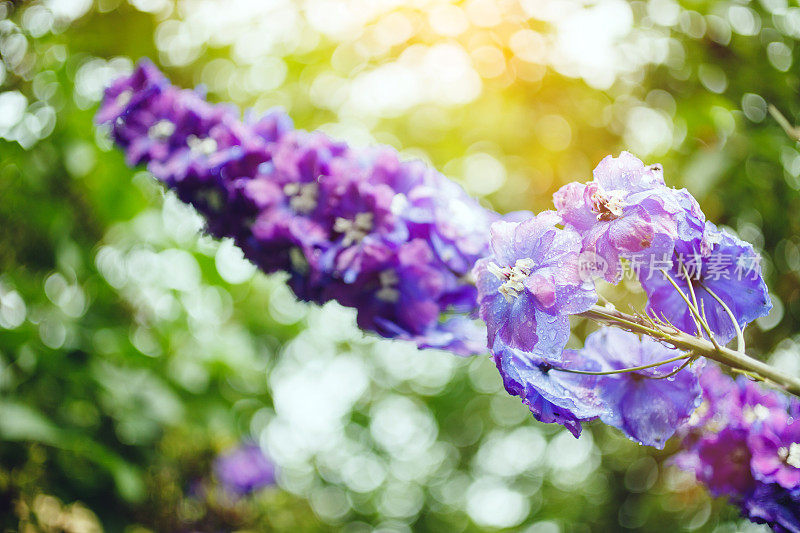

left=97, top=59, right=513, bottom=355
left=100, top=60, right=800, bottom=531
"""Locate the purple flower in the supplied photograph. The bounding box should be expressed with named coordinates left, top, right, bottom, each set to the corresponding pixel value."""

left=214, top=443, right=276, bottom=496
left=322, top=179, right=408, bottom=283
left=98, top=61, right=492, bottom=355
left=96, top=59, right=167, bottom=124
left=688, top=364, right=743, bottom=431
left=414, top=315, right=488, bottom=355
left=553, top=152, right=682, bottom=283
left=426, top=175, right=517, bottom=276
left=674, top=362, right=800, bottom=531
left=640, top=222, right=771, bottom=344
left=749, top=415, right=800, bottom=490
left=489, top=327, right=702, bottom=446
left=739, top=377, right=789, bottom=426
left=684, top=364, right=787, bottom=435
left=238, top=132, right=353, bottom=280
left=672, top=187, right=707, bottom=242
left=151, top=110, right=284, bottom=194
left=358, top=148, right=509, bottom=279
left=741, top=483, right=800, bottom=533
left=331, top=239, right=446, bottom=337
left=694, top=428, right=757, bottom=498
left=473, top=211, right=597, bottom=357
left=491, top=338, right=608, bottom=437
left=575, top=327, right=703, bottom=448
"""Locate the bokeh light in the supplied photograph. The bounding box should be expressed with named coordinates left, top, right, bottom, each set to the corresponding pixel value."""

left=3, top=0, right=800, bottom=531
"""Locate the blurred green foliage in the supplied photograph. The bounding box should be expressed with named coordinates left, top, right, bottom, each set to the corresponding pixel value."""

left=1, top=0, right=799, bottom=531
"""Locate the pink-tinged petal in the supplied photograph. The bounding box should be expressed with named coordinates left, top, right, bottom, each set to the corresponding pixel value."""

left=553, top=182, right=595, bottom=231
left=592, top=151, right=651, bottom=191
left=548, top=254, right=583, bottom=286
left=608, top=211, right=656, bottom=253
left=774, top=466, right=800, bottom=490
left=525, top=274, right=556, bottom=308
left=592, top=234, right=622, bottom=283
left=125, top=137, right=151, bottom=166
left=488, top=220, right=519, bottom=265
left=751, top=455, right=782, bottom=477
left=243, top=178, right=283, bottom=209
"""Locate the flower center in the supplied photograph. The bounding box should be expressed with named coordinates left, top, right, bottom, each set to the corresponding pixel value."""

left=743, top=404, right=771, bottom=424
left=116, top=89, right=132, bottom=107
left=779, top=442, right=800, bottom=468
left=333, top=212, right=374, bottom=247
left=731, top=445, right=749, bottom=465
left=376, top=270, right=400, bottom=302
left=283, top=183, right=318, bottom=214
left=688, top=400, right=710, bottom=427
left=590, top=188, right=625, bottom=221
left=187, top=135, right=218, bottom=156
left=488, top=258, right=535, bottom=303
left=148, top=119, right=175, bottom=141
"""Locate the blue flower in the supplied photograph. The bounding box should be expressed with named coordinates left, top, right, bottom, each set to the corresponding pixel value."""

left=473, top=211, right=597, bottom=357
left=491, top=338, right=609, bottom=437
left=742, top=483, right=800, bottom=532
left=640, top=222, right=772, bottom=344
left=573, top=328, right=703, bottom=448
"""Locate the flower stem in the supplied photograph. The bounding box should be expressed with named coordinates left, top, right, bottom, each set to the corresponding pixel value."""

left=549, top=353, right=691, bottom=376
left=579, top=305, right=800, bottom=399
left=768, top=104, right=800, bottom=141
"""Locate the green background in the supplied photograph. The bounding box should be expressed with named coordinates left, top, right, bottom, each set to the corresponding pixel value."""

left=1, top=0, right=798, bottom=531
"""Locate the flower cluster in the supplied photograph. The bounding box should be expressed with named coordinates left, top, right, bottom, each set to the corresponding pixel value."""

left=100, top=61, right=794, bottom=531
left=554, top=152, right=770, bottom=344
left=97, top=60, right=502, bottom=355
left=474, top=152, right=770, bottom=444
left=675, top=365, right=799, bottom=531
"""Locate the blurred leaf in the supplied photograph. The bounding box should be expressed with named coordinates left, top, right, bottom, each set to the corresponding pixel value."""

left=0, top=401, right=59, bottom=444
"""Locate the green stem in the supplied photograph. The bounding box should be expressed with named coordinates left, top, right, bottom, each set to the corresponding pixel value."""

left=650, top=355, right=698, bottom=380
left=660, top=270, right=720, bottom=349
left=702, top=284, right=745, bottom=353
left=579, top=305, right=800, bottom=399
left=549, top=353, right=691, bottom=376
left=768, top=104, right=800, bottom=141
